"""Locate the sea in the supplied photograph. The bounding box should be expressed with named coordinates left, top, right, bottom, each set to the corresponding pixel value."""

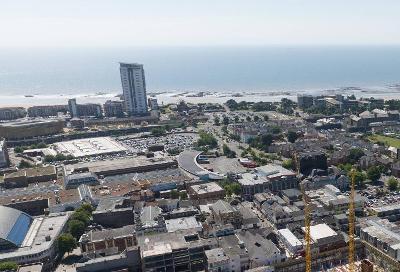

left=0, top=46, right=400, bottom=106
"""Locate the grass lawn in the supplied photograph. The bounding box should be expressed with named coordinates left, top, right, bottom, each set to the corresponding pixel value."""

left=368, top=134, right=400, bottom=148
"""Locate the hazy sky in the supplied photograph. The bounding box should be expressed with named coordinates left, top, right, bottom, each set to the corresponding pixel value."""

left=1, top=0, right=399, bottom=47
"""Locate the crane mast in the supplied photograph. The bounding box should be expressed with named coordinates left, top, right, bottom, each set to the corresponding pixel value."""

left=295, top=153, right=311, bottom=272
left=348, top=170, right=356, bottom=272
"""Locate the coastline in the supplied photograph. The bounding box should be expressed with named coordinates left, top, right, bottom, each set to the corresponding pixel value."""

left=0, top=86, right=400, bottom=108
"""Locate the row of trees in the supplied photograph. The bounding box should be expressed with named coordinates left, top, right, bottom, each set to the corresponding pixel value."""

left=215, top=114, right=269, bottom=126
left=338, top=163, right=386, bottom=188
left=0, top=261, right=18, bottom=271
left=151, top=126, right=167, bottom=137
left=222, top=144, right=237, bottom=158
left=225, top=99, right=277, bottom=112
left=57, top=203, right=93, bottom=255
left=14, top=142, right=47, bottom=153
left=44, top=153, right=74, bottom=163
left=248, top=134, right=274, bottom=152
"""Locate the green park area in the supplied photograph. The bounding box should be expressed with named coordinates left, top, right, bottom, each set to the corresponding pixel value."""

left=368, top=134, right=400, bottom=148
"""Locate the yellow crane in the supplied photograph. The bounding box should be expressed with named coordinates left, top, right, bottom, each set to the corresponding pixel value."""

left=294, top=153, right=312, bottom=272
left=348, top=170, right=356, bottom=272
left=302, top=184, right=312, bottom=272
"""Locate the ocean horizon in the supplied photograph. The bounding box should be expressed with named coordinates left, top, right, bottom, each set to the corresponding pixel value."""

left=0, top=46, right=400, bottom=106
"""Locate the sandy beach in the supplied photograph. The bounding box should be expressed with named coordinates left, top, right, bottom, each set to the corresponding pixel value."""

left=0, top=86, right=400, bottom=108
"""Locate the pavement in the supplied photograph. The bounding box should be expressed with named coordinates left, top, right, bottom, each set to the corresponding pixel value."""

left=177, top=150, right=206, bottom=175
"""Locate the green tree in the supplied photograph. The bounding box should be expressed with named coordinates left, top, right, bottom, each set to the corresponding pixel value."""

left=260, top=134, right=273, bottom=147
left=252, top=102, right=276, bottom=112
left=18, top=160, right=32, bottom=169
left=230, top=183, right=241, bottom=195
left=253, top=115, right=260, bottom=122
left=338, top=163, right=353, bottom=173
left=14, top=146, right=24, bottom=153
left=214, top=116, right=220, bottom=126
left=388, top=177, right=399, bottom=191
left=234, top=116, right=240, bottom=123
left=37, top=142, right=47, bottom=148
left=263, top=115, right=269, bottom=121
left=282, top=159, right=295, bottom=170
left=367, top=166, right=381, bottom=184
left=70, top=211, right=90, bottom=226
left=353, top=171, right=366, bottom=188
left=68, top=220, right=86, bottom=239
left=287, top=131, right=298, bottom=143
left=246, top=116, right=251, bottom=122
left=271, top=126, right=281, bottom=134
left=170, top=189, right=179, bottom=199
left=57, top=233, right=77, bottom=255
left=197, top=131, right=218, bottom=148
left=222, top=144, right=236, bottom=158
left=76, top=203, right=93, bottom=215
left=347, top=148, right=365, bottom=164
left=221, top=126, right=229, bottom=135
left=167, top=147, right=182, bottom=155
left=179, top=191, right=188, bottom=200
left=151, top=127, right=166, bottom=137
left=0, top=261, right=18, bottom=271
left=229, top=134, right=240, bottom=142
left=225, top=99, right=239, bottom=110
left=280, top=98, right=295, bottom=114
left=222, top=116, right=230, bottom=126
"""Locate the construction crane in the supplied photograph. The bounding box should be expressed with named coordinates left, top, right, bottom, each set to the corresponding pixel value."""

left=348, top=170, right=356, bottom=272
left=294, top=153, right=312, bottom=272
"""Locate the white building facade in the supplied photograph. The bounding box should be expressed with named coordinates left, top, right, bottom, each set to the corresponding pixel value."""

left=0, top=139, right=9, bottom=168
left=120, top=63, right=148, bottom=116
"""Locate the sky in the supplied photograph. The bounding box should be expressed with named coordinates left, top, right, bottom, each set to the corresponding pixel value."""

left=1, top=0, right=399, bottom=48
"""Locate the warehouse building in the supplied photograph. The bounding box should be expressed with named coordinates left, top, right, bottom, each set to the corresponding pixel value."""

left=0, top=119, right=64, bottom=140
left=2, top=166, right=57, bottom=188
left=66, top=157, right=177, bottom=177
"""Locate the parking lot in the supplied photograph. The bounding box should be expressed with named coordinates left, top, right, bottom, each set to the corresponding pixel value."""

left=360, top=184, right=400, bottom=209
left=117, top=133, right=198, bottom=154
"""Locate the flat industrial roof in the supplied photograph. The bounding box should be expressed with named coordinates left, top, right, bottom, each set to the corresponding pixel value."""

left=256, top=164, right=296, bottom=178
left=307, top=224, right=338, bottom=242
left=165, top=216, right=202, bottom=233
left=278, top=228, right=303, bottom=248
left=54, top=137, right=126, bottom=158
left=190, top=182, right=224, bottom=194
left=66, top=157, right=176, bottom=175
